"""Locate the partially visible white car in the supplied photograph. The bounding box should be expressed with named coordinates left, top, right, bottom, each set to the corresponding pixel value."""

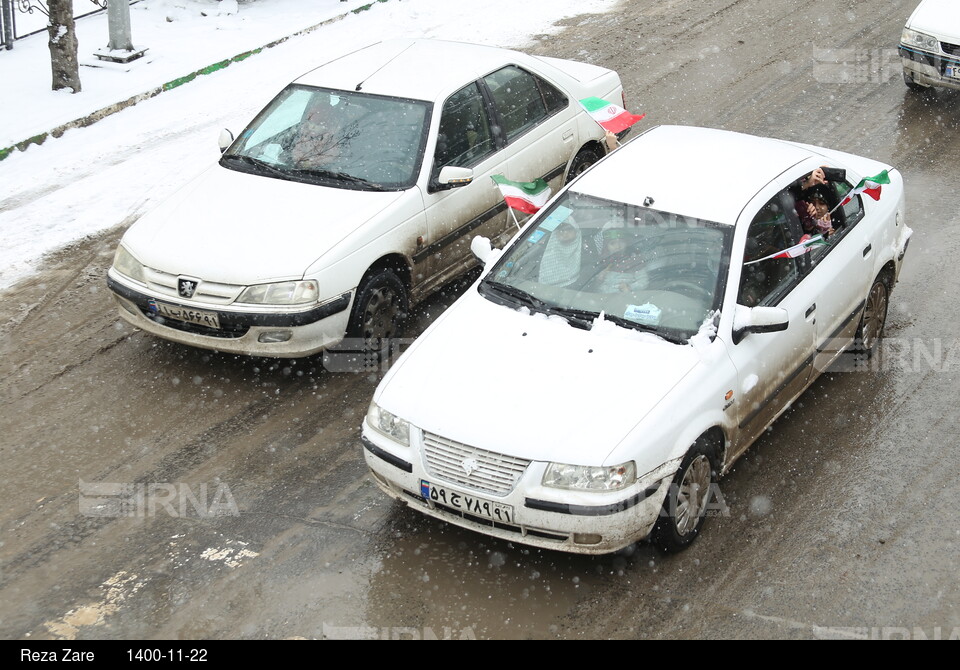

left=899, top=0, right=960, bottom=91
left=107, top=38, right=627, bottom=357
left=362, top=125, right=912, bottom=555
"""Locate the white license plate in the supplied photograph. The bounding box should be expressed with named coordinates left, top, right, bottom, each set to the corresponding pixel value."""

left=420, top=480, right=514, bottom=524
left=148, top=299, right=221, bottom=329
left=947, top=65, right=960, bottom=79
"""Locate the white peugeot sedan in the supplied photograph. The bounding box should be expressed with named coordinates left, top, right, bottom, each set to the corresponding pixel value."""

left=362, top=125, right=912, bottom=555
left=899, top=0, right=960, bottom=91
left=107, top=39, right=626, bottom=357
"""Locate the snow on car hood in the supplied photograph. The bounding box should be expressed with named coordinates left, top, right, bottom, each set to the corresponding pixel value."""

left=909, top=0, right=960, bottom=43
left=376, top=290, right=701, bottom=466
left=122, top=164, right=408, bottom=284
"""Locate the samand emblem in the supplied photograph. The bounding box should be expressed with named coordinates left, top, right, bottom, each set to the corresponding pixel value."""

left=461, top=457, right=480, bottom=476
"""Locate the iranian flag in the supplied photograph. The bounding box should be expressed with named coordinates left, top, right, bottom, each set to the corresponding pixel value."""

left=841, top=170, right=890, bottom=206
left=491, top=175, right=552, bottom=214
left=579, top=97, right=645, bottom=134
left=745, top=234, right=829, bottom=265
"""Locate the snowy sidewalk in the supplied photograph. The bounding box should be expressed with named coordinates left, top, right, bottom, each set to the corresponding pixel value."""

left=0, top=0, right=378, bottom=157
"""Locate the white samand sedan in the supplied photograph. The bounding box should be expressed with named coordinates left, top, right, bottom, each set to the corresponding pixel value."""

left=899, top=0, right=960, bottom=92
left=106, top=38, right=627, bottom=357
left=361, top=125, right=912, bottom=555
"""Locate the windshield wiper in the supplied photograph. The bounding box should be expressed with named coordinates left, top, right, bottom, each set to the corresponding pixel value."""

left=599, top=313, right=686, bottom=344
left=481, top=282, right=596, bottom=329
left=543, top=306, right=598, bottom=330
left=480, top=280, right=551, bottom=312
left=222, top=154, right=288, bottom=178
left=287, top=168, right=387, bottom=191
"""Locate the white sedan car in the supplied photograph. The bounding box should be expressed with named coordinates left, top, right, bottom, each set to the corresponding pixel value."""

left=362, top=125, right=912, bottom=555
left=899, top=0, right=960, bottom=91
left=107, top=39, right=626, bottom=357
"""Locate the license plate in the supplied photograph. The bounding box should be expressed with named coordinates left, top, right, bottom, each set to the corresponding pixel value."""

left=420, top=480, right=514, bottom=524
left=947, top=65, right=960, bottom=79
left=148, top=299, right=221, bottom=329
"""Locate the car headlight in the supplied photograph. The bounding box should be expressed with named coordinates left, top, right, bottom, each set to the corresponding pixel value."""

left=236, top=280, right=319, bottom=305
left=113, top=245, right=146, bottom=283
left=543, top=461, right=636, bottom=492
left=901, top=28, right=940, bottom=53
left=366, top=401, right=410, bottom=447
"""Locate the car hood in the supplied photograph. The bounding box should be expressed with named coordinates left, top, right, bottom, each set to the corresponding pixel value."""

left=122, top=164, right=407, bottom=284
left=376, top=290, right=701, bottom=466
left=909, top=0, right=960, bottom=43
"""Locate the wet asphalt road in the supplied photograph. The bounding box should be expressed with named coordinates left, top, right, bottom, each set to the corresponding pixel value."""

left=1, top=0, right=958, bottom=640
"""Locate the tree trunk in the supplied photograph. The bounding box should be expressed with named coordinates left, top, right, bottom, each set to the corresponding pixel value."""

left=47, top=0, right=81, bottom=93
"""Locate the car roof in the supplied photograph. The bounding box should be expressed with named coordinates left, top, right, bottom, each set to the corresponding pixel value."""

left=570, top=125, right=816, bottom=226
left=293, top=38, right=544, bottom=102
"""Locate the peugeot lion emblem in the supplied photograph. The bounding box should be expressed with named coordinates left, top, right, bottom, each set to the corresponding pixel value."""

left=178, top=278, right=198, bottom=299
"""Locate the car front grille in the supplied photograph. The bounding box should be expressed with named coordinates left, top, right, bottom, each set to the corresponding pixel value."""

left=142, top=267, right=244, bottom=305
left=422, top=432, right=530, bottom=496
left=941, top=42, right=960, bottom=58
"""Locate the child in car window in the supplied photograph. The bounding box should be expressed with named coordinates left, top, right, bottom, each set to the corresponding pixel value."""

left=797, top=192, right=834, bottom=237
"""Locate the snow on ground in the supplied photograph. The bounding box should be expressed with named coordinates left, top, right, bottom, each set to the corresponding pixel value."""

left=0, top=0, right=618, bottom=290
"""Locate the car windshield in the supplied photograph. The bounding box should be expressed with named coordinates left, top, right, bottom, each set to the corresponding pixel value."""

left=221, top=84, right=431, bottom=191
left=481, top=191, right=733, bottom=342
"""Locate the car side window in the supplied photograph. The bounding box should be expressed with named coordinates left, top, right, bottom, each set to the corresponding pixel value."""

left=434, top=82, right=496, bottom=171
left=483, top=65, right=566, bottom=141
left=739, top=194, right=800, bottom=307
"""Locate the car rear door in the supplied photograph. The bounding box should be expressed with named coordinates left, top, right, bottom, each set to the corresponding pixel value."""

left=482, top=64, right=581, bottom=244
left=726, top=188, right=818, bottom=454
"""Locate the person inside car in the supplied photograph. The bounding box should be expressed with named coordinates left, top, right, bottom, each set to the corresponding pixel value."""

left=797, top=192, right=835, bottom=237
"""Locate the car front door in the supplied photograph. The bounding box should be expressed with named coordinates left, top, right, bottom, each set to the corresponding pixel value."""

left=417, top=80, right=508, bottom=297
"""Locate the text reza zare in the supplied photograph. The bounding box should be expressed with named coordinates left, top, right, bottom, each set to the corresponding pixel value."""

left=20, top=650, right=94, bottom=662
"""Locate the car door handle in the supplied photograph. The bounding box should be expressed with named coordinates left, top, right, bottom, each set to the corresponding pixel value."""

left=805, top=304, right=816, bottom=319
left=562, top=129, right=575, bottom=142
left=862, top=244, right=872, bottom=258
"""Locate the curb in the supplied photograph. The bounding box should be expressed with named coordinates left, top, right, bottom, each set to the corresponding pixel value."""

left=0, top=0, right=392, bottom=162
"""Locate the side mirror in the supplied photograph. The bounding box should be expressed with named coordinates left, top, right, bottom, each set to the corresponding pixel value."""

left=470, top=235, right=502, bottom=267
left=732, top=305, right=789, bottom=344
left=218, top=129, right=235, bottom=153
left=437, top=165, right=474, bottom=190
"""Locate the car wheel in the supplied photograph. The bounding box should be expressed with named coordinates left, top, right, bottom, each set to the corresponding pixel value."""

left=855, top=276, right=889, bottom=359
left=346, top=269, right=408, bottom=352
left=651, top=440, right=717, bottom=553
left=566, top=147, right=602, bottom=184
left=903, top=70, right=926, bottom=92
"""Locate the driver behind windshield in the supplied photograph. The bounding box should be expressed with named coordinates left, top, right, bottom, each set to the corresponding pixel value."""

left=590, top=228, right=649, bottom=293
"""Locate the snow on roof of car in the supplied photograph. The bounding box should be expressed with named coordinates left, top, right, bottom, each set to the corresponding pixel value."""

left=293, top=38, right=547, bottom=102
left=571, top=125, right=816, bottom=226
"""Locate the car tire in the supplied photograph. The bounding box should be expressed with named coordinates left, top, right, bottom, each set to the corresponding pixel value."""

left=855, top=276, right=889, bottom=359
left=903, top=70, right=926, bottom=92
left=566, top=147, right=602, bottom=184
left=650, top=439, right=718, bottom=553
left=345, top=268, right=408, bottom=353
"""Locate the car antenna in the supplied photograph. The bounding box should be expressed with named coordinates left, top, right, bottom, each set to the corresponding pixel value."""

left=355, top=41, right=417, bottom=91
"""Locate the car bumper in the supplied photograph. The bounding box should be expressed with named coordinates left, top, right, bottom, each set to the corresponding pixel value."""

left=361, top=428, right=669, bottom=555
left=107, top=270, right=352, bottom=357
left=900, top=46, right=960, bottom=91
